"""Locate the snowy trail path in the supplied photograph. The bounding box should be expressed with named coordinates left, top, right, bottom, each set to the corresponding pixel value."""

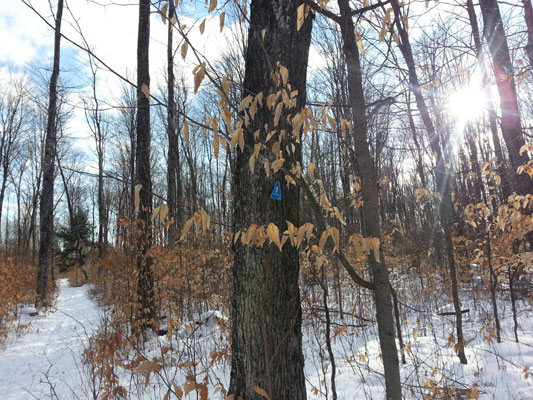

left=0, top=279, right=100, bottom=400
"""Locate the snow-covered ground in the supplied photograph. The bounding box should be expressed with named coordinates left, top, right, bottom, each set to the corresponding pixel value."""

left=0, top=279, right=532, bottom=399
left=0, top=279, right=100, bottom=399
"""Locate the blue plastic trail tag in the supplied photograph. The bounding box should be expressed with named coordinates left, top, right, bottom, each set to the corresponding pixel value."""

left=270, top=181, right=282, bottom=200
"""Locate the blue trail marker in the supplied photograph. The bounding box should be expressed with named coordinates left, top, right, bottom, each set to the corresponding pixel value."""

left=270, top=181, right=282, bottom=200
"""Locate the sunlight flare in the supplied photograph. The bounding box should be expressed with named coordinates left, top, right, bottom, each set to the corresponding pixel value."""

left=446, top=83, right=486, bottom=122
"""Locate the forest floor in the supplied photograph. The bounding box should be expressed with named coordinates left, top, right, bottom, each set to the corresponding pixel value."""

left=0, top=279, right=100, bottom=399
left=0, top=279, right=532, bottom=399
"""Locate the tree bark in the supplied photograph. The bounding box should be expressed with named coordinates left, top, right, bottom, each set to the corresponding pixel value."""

left=479, top=0, right=532, bottom=196
left=135, top=0, right=155, bottom=331
left=229, top=1, right=312, bottom=399
left=37, top=0, right=63, bottom=304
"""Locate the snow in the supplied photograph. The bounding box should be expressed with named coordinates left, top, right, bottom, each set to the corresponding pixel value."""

left=0, top=279, right=100, bottom=399
left=0, top=279, right=532, bottom=399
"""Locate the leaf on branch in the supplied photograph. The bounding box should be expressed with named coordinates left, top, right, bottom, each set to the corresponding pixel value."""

left=271, top=158, right=285, bottom=173
left=200, top=384, right=208, bottom=400
left=134, top=184, right=142, bottom=212
left=160, top=3, right=168, bottom=24
left=212, top=117, right=220, bottom=158
left=141, top=83, right=150, bottom=100
left=193, top=62, right=206, bottom=94
left=221, top=107, right=232, bottom=130
left=333, top=206, right=346, bottom=225
left=208, top=0, right=217, bottom=13
left=355, top=32, right=364, bottom=55
left=253, top=386, right=271, bottom=400
left=267, top=223, right=282, bottom=251
left=296, top=223, right=313, bottom=249
left=219, top=12, right=225, bottom=32
left=151, top=205, right=161, bottom=221
left=368, top=237, right=380, bottom=262
left=329, top=227, right=340, bottom=252
left=519, top=143, right=533, bottom=156
left=184, top=380, right=196, bottom=395
left=184, top=120, right=190, bottom=147
left=181, top=42, right=189, bottom=60
left=297, top=4, right=306, bottom=31
left=159, top=204, right=169, bottom=220
left=249, top=154, right=256, bottom=173
left=199, top=19, right=206, bottom=34
left=274, top=102, right=284, bottom=127
left=319, top=230, right=328, bottom=251
left=178, top=361, right=196, bottom=368
left=137, top=361, right=161, bottom=387
left=233, top=231, right=241, bottom=245
left=231, top=128, right=244, bottom=151
left=244, top=224, right=258, bottom=245
left=181, top=218, right=194, bottom=240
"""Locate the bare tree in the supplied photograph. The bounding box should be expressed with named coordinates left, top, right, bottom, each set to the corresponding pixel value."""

left=37, top=0, right=64, bottom=304
left=0, top=78, right=28, bottom=246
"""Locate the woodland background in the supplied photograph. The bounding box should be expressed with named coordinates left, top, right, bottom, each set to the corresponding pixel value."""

left=0, top=0, right=533, bottom=399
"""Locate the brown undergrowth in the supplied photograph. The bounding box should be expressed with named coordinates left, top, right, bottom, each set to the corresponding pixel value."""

left=81, top=217, right=232, bottom=399
left=0, top=257, right=39, bottom=341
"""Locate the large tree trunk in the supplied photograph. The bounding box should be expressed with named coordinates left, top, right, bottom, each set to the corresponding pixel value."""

left=479, top=0, right=532, bottom=196
left=37, top=0, right=63, bottom=304
left=390, top=0, right=468, bottom=365
left=336, top=0, right=402, bottom=397
left=135, top=0, right=155, bottom=331
left=229, top=1, right=312, bottom=399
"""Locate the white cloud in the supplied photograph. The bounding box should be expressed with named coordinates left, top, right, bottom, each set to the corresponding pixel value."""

left=0, top=0, right=243, bottom=162
left=0, top=1, right=54, bottom=66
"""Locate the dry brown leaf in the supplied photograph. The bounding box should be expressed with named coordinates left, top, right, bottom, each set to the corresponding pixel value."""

left=141, top=83, right=150, bottom=100
left=193, top=62, right=206, bottom=93
left=219, top=12, right=225, bottom=32
left=297, top=4, right=306, bottom=31
left=181, top=42, right=189, bottom=60
left=267, top=223, right=282, bottom=251
left=271, top=158, right=285, bottom=173
left=184, top=120, right=190, bottom=147
left=180, top=218, right=194, bottom=240
left=151, top=205, right=161, bottom=221
left=134, top=184, right=142, bottom=212
left=253, top=386, right=271, bottom=399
